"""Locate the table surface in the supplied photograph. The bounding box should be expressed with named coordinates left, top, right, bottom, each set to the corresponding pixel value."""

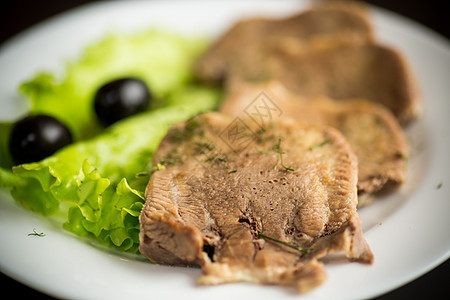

left=0, top=1, right=448, bottom=299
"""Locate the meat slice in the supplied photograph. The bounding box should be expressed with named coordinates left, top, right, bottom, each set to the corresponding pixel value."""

left=220, top=80, right=408, bottom=199
left=195, top=1, right=373, bottom=83
left=139, top=112, right=373, bottom=293
left=196, top=2, right=420, bottom=124
left=254, top=37, right=421, bottom=123
left=316, top=97, right=409, bottom=198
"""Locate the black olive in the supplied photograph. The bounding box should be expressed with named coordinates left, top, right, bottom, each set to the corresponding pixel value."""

left=94, top=78, right=152, bottom=126
left=9, top=115, right=73, bottom=165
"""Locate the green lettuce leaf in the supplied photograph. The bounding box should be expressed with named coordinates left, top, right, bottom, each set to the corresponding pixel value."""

left=19, top=30, right=209, bottom=140
left=1, top=86, right=221, bottom=253
left=0, top=27, right=222, bottom=254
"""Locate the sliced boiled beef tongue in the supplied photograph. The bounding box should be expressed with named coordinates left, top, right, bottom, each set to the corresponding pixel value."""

left=139, top=112, right=373, bottom=293
left=195, top=1, right=372, bottom=83
left=220, top=80, right=409, bottom=202
left=195, top=1, right=420, bottom=124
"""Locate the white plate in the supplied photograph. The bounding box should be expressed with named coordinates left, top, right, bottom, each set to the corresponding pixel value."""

left=1, top=1, right=449, bottom=299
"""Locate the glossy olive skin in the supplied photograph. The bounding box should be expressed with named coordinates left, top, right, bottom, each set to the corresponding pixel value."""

left=94, top=78, right=151, bottom=126
left=9, top=115, right=73, bottom=165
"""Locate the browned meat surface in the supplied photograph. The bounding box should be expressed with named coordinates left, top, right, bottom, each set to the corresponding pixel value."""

left=254, top=37, right=421, bottom=123
left=316, top=97, right=409, bottom=197
left=195, top=1, right=373, bottom=83
left=139, top=112, right=373, bottom=293
left=196, top=3, right=421, bottom=124
left=221, top=81, right=408, bottom=199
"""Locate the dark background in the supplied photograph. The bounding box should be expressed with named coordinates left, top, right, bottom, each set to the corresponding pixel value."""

left=0, top=0, right=448, bottom=299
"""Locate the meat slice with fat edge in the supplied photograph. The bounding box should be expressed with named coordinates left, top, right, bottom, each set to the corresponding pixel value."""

left=139, top=112, right=373, bottom=293
left=220, top=80, right=409, bottom=202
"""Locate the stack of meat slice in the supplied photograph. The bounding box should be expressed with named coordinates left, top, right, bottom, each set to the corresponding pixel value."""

left=195, top=1, right=373, bottom=84
left=139, top=0, right=421, bottom=293
left=140, top=112, right=373, bottom=293
left=196, top=0, right=420, bottom=198
left=195, top=0, right=421, bottom=124
left=221, top=80, right=409, bottom=204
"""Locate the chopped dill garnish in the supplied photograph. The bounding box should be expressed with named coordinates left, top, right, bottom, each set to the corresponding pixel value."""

left=168, top=118, right=203, bottom=141
left=195, top=141, right=215, bottom=154
left=205, top=154, right=229, bottom=169
left=151, top=163, right=166, bottom=172
left=258, top=232, right=311, bottom=255
left=159, top=149, right=182, bottom=166
left=28, top=228, right=45, bottom=237
left=228, top=170, right=237, bottom=174
left=216, top=157, right=229, bottom=169
left=437, top=182, right=443, bottom=190
left=281, top=165, right=295, bottom=172
left=256, top=138, right=294, bottom=171
left=309, top=138, right=331, bottom=151
left=272, top=138, right=295, bottom=171
left=254, top=126, right=268, bottom=144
